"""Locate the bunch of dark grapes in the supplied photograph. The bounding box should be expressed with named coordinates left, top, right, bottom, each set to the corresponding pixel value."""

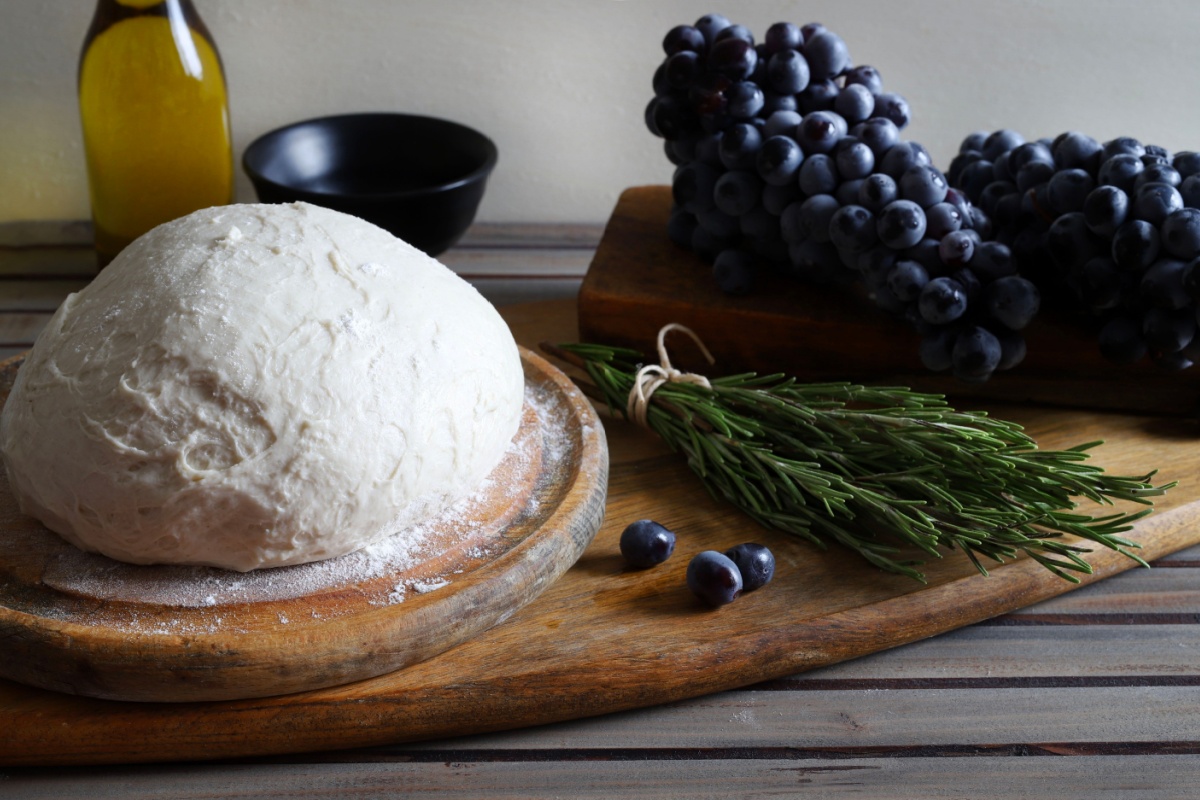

left=951, top=130, right=1200, bottom=370
left=647, top=14, right=1041, bottom=382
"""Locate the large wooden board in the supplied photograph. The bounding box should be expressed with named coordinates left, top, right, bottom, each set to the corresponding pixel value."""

left=578, top=185, right=1200, bottom=415
left=0, top=347, right=607, bottom=703
left=2, top=300, right=1199, bottom=766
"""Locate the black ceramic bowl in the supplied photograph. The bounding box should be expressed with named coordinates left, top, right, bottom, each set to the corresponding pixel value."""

left=242, top=113, right=498, bottom=255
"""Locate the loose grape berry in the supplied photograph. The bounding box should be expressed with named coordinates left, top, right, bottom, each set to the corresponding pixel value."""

left=724, top=543, right=776, bottom=591
left=687, top=551, right=743, bottom=607
left=619, top=520, right=676, bottom=569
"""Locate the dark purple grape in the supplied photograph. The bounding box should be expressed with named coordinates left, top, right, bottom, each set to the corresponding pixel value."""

left=690, top=222, right=736, bottom=262
left=724, top=543, right=775, bottom=591
left=886, top=259, right=929, bottom=302
left=1173, top=151, right=1200, bottom=179
left=1135, top=182, right=1185, bottom=226
left=900, top=165, right=949, bottom=208
left=756, top=135, right=804, bottom=186
left=766, top=49, right=810, bottom=95
left=1180, top=175, right=1200, bottom=208
left=696, top=207, right=739, bottom=238
left=794, top=194, right=840, bottom=243
left=1112, top=219, right=1161, bottom=272
left=877, top=199, right=928, bottom=249
left=796, top=111, right=842, bottom=155
left=725, top=81, right=765, bottom=119
left=872, top=92, right=910, bottom=129
left=939, top=230, right=975, bottom=267
left=844, top=64, right=883, bottom=94
left=1141, top=258, right=1190, bottom=309
left=694, top=13, right=732, bottom=45
left=672, top=161, right=718, bottom=214
left=880, top=141, right=932, bottom=181
left=1143, top=307, right=1196, bottom=352
left=1083, top=185, right=1129, bottom=238
left=650, top=93, right=696, bottom=141
left=713, top=249, right=756, bottom=295
left=1052, top=131, right=1102, bottom=172
left=834, top=138, right=875, bottom=180
left=924, top=202, right=965, bottom=239
left=1102, top=137, right=1145, bottom=162
left=708, top=36, right=758, bottom=81
left=858, top=173, right=899, bottom=214
left=718, top=122, right=763, bottom=171
left=764, top=21, right=803, bottom=54
left=1010, top=140, right=1054, bottom=172
left=995, top=328, right=1028, bottom=371
left=952, top=326, right=1002, bottom=382
left=1047, top=212, right=1101, bottom=270
left=797, top=78, right=839, bottom=113
left=667, top=206, right=697, bottom=247
left=834, top=83, right=874, bottom=125
left=1162, top=208, right=1200, bottom=260
left=854, top=117, right=901, bottom=158
left=1046, top=168, right=1096, bottom=215
left=803, top=30, right=850, bottom=80
left=619, top=519, right=676, bottom=568
left=763, top=110, right=801, bottom=139
left=762, top=91, right=798, bottom=115
left=1135, top=164, right=1182, bottom=192
left=904, top=237, right=943, bottom=274
left=687, top=551, right=743, bottom=607
left=663, top=24, right=706, bottom=56
left=714, top=23, right=755, bottom=45
left=1014, top=161, right=1055, bottom=194
left=798, top=154, right=839, bottom=196
left=1097, top=153, right=1144, bottom=194
left=960, top=131, right=989, bottom=153
left=829, top=205, right=877, bottom=253
left=713, top=170, right=763, bottom=216
left=985, top=275, right=1040, bottom=329
left=918, top=276, right=968, bottom=324
left=982, top=129, right=1025, bottom=161
left=664, top=50, right=702, bottom=89
left=978, top=181, right=1018, bottom=217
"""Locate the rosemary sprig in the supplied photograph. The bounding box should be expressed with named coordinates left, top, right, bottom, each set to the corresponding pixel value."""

left=545, top=340, right=1174, bottom=583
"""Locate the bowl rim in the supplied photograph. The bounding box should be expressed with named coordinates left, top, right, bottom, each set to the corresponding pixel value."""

left=241, top=112, right=499, bottom=202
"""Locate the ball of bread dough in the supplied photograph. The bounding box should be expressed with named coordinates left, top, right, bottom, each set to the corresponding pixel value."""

left=0, top=203, right=524, bottom=571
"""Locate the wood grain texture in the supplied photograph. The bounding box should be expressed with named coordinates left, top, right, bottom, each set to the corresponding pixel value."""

left=578, top=185, right=1200, bottom=415
left=0, top=347, right=607, bottom=703
left=1, top=299, right=1198, bottom=766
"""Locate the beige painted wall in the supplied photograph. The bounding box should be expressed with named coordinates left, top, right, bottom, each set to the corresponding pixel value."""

left=3, top=0, right=1199, bottom=224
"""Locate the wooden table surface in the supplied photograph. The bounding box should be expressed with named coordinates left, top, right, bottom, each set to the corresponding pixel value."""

left=4, top=226, right=1200, bottom=798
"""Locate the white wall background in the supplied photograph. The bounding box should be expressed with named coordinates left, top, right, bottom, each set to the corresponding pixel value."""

left=3, top=0, right=1200, bottom=225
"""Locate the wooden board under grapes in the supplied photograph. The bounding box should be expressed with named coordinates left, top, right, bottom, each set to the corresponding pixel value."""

left=579, top=186, right=1200, bottom=415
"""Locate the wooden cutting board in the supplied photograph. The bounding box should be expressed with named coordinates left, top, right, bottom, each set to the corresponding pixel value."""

left=2, top=299, right=1199, bottom=766
left=0, top=347, right=606, bottom=703
left=578, top=185, right=1200, bottom=416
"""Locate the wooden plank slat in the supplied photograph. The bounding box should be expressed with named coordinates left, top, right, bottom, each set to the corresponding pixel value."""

left=0, top=247, right=98, bottom=279
left=0, top=312, right=52, bottom=348
left=440, top=248, right=592, bottom=278
left=397, top=685, right=1200, bottom=751
left=4, top=755, right=1200, bottom=800
left=797, top=624, right=1200, bottom=681
left=457, top=222, right=604, bottom=249
left=0, top=281, right=90, bottom=311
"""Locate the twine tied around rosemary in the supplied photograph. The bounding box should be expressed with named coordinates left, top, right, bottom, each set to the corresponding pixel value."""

left=626, top=323, right=716, bottom=427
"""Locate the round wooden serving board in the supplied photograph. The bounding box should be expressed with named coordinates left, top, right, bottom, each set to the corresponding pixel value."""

left=0, top=346, right=608, bottom=703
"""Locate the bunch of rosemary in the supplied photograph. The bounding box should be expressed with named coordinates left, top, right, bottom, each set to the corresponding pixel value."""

left=544, top=337, right=1173, bottom=583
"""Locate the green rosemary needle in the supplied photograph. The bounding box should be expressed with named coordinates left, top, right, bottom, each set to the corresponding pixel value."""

left=544, top=339, right=1174, bottom=583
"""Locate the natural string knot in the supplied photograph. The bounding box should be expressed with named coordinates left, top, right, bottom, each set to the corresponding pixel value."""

left=626, top=323, right=716, bottom=427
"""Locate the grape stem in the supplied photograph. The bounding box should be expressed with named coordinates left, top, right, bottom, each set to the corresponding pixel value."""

left=540, top=340, right=1174, bottom=583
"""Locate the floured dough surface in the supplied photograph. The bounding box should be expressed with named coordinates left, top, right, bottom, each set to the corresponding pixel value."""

left=0, top=202, right=524, bottom=571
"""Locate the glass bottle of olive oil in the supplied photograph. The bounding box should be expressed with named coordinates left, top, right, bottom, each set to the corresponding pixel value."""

left=79, top=0, right=233, bottom=266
